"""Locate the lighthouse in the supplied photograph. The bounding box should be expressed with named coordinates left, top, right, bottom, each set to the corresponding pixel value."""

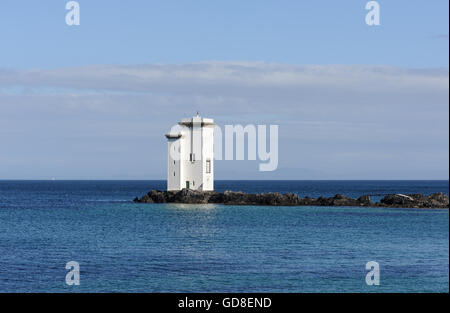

left=165, top=113, right=215, bottom=191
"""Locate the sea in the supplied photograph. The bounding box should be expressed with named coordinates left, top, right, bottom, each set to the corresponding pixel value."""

left=0, top=180, right=448, bottom=293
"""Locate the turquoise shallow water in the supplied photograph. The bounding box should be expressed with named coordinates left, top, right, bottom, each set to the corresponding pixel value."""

left=0, top=180, right=448, bottom=292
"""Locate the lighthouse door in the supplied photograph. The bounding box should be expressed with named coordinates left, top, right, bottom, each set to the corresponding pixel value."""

left=186, top=181, right=190, bottom=189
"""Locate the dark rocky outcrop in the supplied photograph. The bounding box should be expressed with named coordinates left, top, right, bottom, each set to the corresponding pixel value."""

left=378, top=193, right=449, bottom=208
left=133, top=189, right=448, bottom=209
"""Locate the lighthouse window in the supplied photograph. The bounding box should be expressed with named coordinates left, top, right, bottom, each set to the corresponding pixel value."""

left=206, top=159, right=211, bottom=173
left=174, top=171, right=175, bottom=176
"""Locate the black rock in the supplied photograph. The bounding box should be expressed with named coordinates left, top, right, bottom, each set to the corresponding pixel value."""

left=380, top=192, right=448, bottom=208
left=358, top=195, right=372, bottom=206
left=133, top=189, right=448, bottom=209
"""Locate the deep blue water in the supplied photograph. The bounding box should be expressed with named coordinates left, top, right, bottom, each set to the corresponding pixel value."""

left=0, top=180, right=448, bottom=292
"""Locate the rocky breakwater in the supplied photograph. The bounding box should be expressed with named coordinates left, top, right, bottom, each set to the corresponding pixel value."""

left=133, top=189, right=449, bottom=208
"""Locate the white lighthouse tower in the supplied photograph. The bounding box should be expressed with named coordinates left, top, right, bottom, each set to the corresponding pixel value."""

left=165, top=113, right=215, bottom=191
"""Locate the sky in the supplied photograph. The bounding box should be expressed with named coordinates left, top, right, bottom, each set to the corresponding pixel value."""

left=0, top=0, right=448, bottom=180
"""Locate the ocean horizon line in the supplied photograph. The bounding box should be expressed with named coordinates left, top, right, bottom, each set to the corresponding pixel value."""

left=1, top=179, right=448, bottom=182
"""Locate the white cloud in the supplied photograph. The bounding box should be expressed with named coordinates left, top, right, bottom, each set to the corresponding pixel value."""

left=0, top=62, right=448, bottom=179
left=0, top=62, right=448, bottom=93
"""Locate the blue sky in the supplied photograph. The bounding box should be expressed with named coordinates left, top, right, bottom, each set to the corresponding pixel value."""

left=0, top=0, right=448, bottom=68
left=0, top=1, right=448, bottom=179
